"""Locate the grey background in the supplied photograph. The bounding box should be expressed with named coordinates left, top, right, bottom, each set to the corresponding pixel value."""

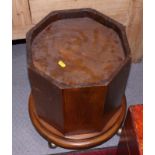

left=13, top=43, right=143, bottom=155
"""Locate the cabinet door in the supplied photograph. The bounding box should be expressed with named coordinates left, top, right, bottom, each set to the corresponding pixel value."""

left=29, top=0, right=130, bottom=25
left=13, top=0, right=33, bottom=39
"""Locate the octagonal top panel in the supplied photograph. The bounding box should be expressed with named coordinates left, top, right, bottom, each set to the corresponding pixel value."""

left=27, top=9, right=130, bottom=88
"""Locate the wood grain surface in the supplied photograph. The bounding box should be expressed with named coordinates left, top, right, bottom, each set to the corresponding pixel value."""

left=29, top=93, right=127, bottom=149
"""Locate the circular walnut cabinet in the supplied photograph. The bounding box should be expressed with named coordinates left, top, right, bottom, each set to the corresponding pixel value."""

left=26, top=8, right=131, bottom=149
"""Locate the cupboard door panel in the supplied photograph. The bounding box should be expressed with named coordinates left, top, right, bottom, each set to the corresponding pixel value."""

left=13, top=0, right=33, bottom=39
left=29, top=0, right=130, bottom=25
left=13, top=0, right=32, bottom=26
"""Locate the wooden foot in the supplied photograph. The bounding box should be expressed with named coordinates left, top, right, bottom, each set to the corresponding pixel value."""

left=48, top=142, right=57, bottom=149
left=117, top=128, right=123, bottom=136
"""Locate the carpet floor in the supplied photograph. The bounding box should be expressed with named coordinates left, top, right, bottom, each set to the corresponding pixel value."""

left=56, top=147, right=117, bottom=155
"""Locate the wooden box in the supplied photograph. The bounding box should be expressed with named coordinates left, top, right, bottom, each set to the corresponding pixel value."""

left=27, top=8, right=131, bottom=149
left=117, top=105, right=143, bottom=155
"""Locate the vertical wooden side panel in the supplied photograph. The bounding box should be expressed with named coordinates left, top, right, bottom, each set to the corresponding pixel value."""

left=28, top=69, right=64, bottom=132
left=13, top=0, right=32, bottom=26
left=13, top=0, right=33, bottom=39
left=63, top=86, right=107, bottom=135
left=126, top=0, right=143, bottom=62
left=29, top=0, right=130, bottom=25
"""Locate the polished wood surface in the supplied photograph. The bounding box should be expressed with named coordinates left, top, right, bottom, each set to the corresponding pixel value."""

left=117, top=104, right=143, bottom=155
left=29, top=93, right=126, bottom=149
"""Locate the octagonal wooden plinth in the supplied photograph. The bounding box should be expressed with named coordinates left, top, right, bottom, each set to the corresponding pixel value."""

left=29, top=93, right=126, bottom=150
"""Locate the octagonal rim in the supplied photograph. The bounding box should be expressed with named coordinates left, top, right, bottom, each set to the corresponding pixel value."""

left=26, top=8, right=131, bottom=89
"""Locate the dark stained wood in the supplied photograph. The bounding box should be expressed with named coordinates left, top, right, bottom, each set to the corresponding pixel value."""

left=29, top=93, right=126, bottom=149
left=105, top=58, right=131, bottom=111
left=28, top=68, right=64, bottom=133
left=26, top=8, right=131, bottom=149
left=63, top=86, right=107, bottom=135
